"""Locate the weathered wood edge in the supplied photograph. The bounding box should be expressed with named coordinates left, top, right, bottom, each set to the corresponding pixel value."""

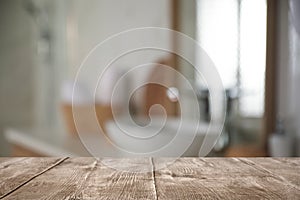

left=239, top=158, right=300, bottom=189
left=0, top=157, right=68, bottom=199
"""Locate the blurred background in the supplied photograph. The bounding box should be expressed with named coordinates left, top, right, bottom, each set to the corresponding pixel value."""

left=0, top=0, right=299, bottom=157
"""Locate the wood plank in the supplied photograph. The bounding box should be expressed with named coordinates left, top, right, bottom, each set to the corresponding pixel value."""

left=1, top=158, right=299, bottom=199
left=80, top=158, right=157, bottom=200
left=0, top=157, right=25, bottom=165
left=0, top=157, right=66, bottom=199
left=246, top=157, right=300, bottom=187
left=153, top=158, right=300, bottom=200
left=2, top=157, right=96, bottom=199
left=2, top=157, right=157, bottom=200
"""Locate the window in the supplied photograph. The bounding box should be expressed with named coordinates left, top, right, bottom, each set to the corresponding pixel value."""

left=196, top=0, right=267, bottom=117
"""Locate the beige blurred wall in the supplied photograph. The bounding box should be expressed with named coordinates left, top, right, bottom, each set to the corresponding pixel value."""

left=0, top=0, right=36, bottom=155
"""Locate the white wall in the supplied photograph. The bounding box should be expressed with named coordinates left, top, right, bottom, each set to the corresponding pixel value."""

left=276, top=0, right=300, bottom=154
left=66, top=0, right=171, bottom=75
left=0, top=0, right=70, bottom=155
left=177, top=0, right=197, bottom=120
left=64, top=0, right=171, bottom=110
left=289, top=0, right=300, bottom=152
left=32, top=0, right=68, bottom=133
left=0, top=0, right=36, bottom=155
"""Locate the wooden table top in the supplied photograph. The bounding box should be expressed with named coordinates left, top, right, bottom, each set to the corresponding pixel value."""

left=0, top=157, right=299, bottom=199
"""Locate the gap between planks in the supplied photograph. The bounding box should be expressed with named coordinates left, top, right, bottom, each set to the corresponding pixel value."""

left=0, top=157, right=69, bottom=199
left=150, top=157, right=158, bottom=200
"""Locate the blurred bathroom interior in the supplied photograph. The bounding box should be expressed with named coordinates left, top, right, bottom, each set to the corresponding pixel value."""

left=0, top=0, right=299, bottom=157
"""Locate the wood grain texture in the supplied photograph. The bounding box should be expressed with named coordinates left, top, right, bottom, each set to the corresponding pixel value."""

left=153, top=158, right=300, bottom=200
left=1, top=157, right=96, bottom=199
left=246, top=158, right=300, bottom=187
left=1, top=158, right=156, bottom=200
left=80, top=158, right=156, bottom=200
left=0, top=157, right=299, bottom=200
left=0, top=157, right=66, bottom=198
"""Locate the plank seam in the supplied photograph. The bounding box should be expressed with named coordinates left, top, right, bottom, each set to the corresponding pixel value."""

left=0, top=157, right=69, bottom=199
left=150, top=157, right=158, bottom=200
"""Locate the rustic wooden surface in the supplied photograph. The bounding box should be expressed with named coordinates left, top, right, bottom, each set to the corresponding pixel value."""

left=0, top=157, right=299, bottom=199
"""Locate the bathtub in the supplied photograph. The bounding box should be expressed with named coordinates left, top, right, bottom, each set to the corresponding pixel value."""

left=105, top=117, right=217, bottom=157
